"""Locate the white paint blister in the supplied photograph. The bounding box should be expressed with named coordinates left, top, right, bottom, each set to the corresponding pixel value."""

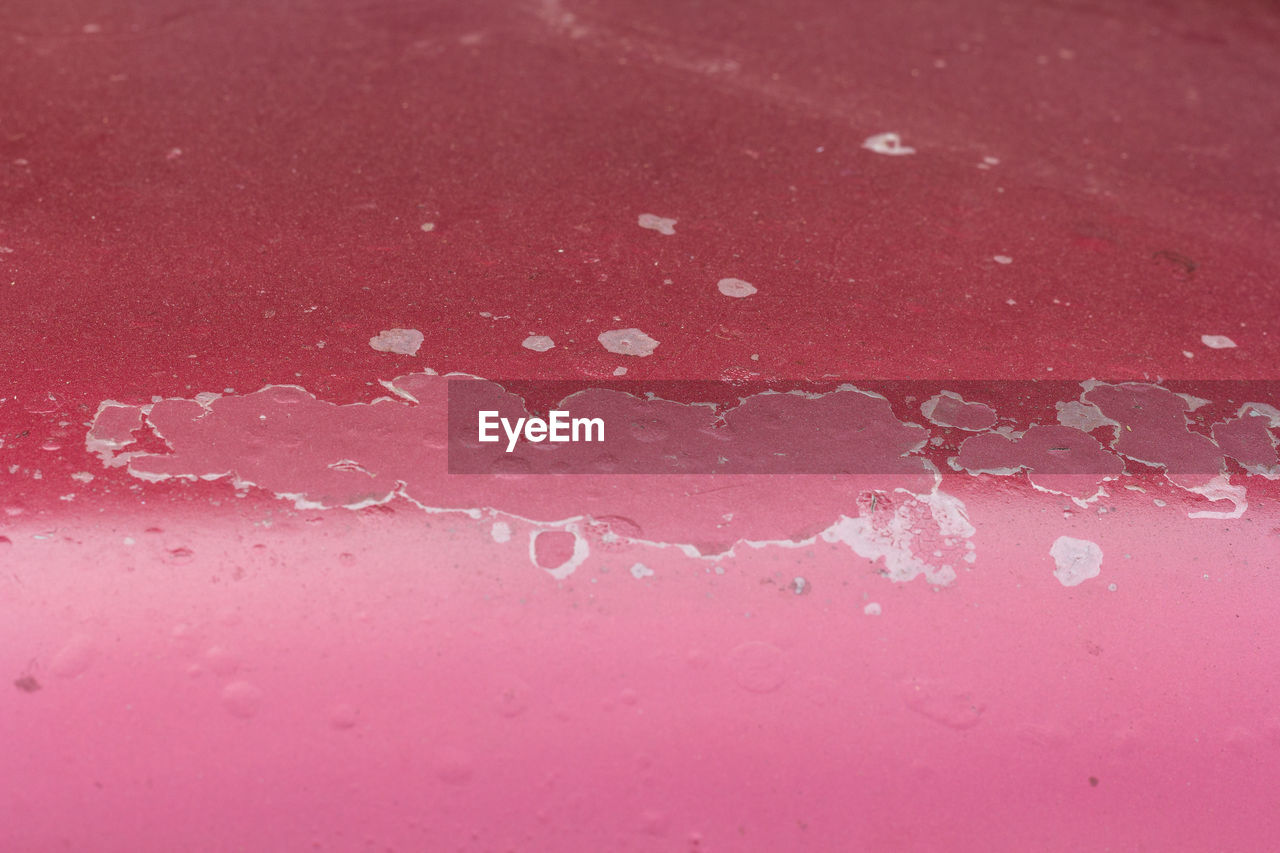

left=1050, top=536, right=1102, bottom=586
left=637, top=214, right=677, bottom=236
left=862, top=132, right=915, bottom=156
left=521, top=335, right=555, bottom=352
left=369, top=328, right=424, bottom=356
left=599, top=328, right=659, bottom=357
left=717, top=278, right=757, bottom=298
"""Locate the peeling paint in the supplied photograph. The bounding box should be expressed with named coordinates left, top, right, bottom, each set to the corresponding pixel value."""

left=921, top=392, right=997, bottom=431
left=862, top=132, right=915, bottom=156
left=637, top=214, right=676, bottom=235
left=598, top=328, right=659, bottom=357
left=1050, top=536, right=1102, bottom=587
left=369, top=328, right=424, bottom=356
left=82, top=376, right=1278, bottom=586
left=717, top=278, right=757, bottom=298
left=521, top=335, right=555, bottom=352
left=954, top=424, right=1122, bottom=501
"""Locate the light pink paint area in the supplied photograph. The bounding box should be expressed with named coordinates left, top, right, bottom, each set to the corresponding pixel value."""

left=3, top=483, right=1279, bottom=851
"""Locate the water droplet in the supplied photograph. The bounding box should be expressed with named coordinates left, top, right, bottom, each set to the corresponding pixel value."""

left=50, top=634, right=96, bottom=678
left=204, top=645, right=241, bottom=676
left=902, top=678, right=983, bottom=729
left=495, top=679, right=531, bottom=718
left=435, top=747, right=473, bottom=784
left=221, top=681, right=263, bottom=718
left=728, top=641, right=786, bottom=693
left=329, top=703, right=359, bottom=730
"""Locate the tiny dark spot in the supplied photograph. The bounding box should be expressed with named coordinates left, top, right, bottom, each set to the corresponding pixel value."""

left=1152, top=250, right=1196, bottom=275
left=1089, top=776, right=1099, bottom=787
left=14, top=674, right=40, bottom=693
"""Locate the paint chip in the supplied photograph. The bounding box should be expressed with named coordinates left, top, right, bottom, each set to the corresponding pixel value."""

left=864, top=602, right=882, bottom=616
left=920, top=392, right=997, bottom=431
left=599, top=328, right=659, bottom=357
left=369, top=328, right=424, bottom=356
left=1200, top=335, right=1236, bottom=349
left=862, top=132, right=915, bottom=156
left=420, top=222, right=436, bottom=232
left=637, top=214, right=676, bottom=236
left=630, top=562, right=655, bottom=579
left=1050, top=536, right=1103, bottom=587
left=717, top=278, right=757, bottom=298
left=993, top=255, right=1013, bottom=265
left=613, top=367, right=628, bottom=376
left=522, top=335, right=555, bottom=352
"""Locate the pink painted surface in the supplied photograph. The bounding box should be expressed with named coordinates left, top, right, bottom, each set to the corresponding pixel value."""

left=3, top=0, right=1280, bottom=850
